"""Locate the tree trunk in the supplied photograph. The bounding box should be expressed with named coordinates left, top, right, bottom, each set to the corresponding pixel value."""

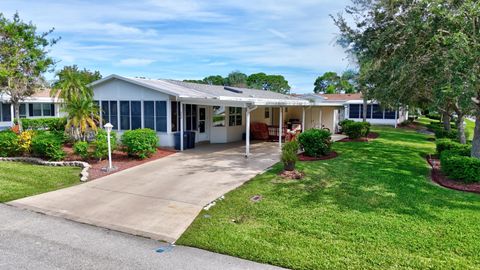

left=472, top=105, right=480, bottom=158
left=14, top=102, right=22, bottom=132
left=456, top=114, right=466, bottom=144
left=442, top=111, right=451, bottom=131
left=362, top=96, right=368, bottom=122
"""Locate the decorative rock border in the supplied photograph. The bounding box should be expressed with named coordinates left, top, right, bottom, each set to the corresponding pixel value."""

left=0, top=157, right=91, bottom=182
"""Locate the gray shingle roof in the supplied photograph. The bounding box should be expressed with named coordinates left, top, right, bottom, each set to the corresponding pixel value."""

left=165, top=80, right=301, bottom=100
left=91, top=75, right=310, bottom=106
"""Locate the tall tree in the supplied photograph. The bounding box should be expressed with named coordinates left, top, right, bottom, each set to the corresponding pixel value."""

left=0, top=13, right=58, bottom=130
left=314, top=71, right=357, bottom=94
left=51, top=65, right=101, bottom=102
left=226, top=71, right=248, bottom=87
left=247, top=73, right=291, bottom=94
left=334, top=0, right=480, bottom=154
left=314, top=72, right=340, bottom=94
left=203, top=75, right=225, bottom=85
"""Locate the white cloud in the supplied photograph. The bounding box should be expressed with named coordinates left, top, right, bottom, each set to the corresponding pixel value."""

left=117, top=58, right=156, bottom=66
left=0, top=0, right=352, bottom=93
left=267, top=29, right=288, bottom=40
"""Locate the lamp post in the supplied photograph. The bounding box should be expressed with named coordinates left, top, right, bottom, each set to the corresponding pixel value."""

left=104, top=123, right=114, bottom=171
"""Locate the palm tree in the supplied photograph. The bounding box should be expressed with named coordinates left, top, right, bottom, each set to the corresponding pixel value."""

left=51, top=66, right=97, bottom=102
left=64, top=98, right=99, bottom=141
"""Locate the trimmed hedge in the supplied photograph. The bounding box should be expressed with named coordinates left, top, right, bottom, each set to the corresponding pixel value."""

left=343, top=121, right=371, bottom=139
left=426, top=113, right=441, bottom=121
left=73, top=141, right=90, bottom=160
left=436, top=139, right=471, bottom=156
left=440, top=150, right=480, bottom=183
left=92, top=130, right=117, bottom=160
left=426, top=122, right=459, bottom=140
left=21, top=117, right=67, bottom=132
left=434, top=129, right=459, bottom=140
left=31, top=131, right=66, bottom=161
left=297, top=128, right=332, bottom=157
left=339, top=119, right=354, bottom=133
left=121, top=129, right=158, bottom=159
left=0, top=130, right=20, bottom=157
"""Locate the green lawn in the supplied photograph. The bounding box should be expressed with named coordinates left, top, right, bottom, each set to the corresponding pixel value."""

left=466, top=119, right=475, bottom=141
left=0, top=162, right=81, bottom=202
left=178, top=126, right=480, bottom=270
left=416, top=116, right=439, bottom=126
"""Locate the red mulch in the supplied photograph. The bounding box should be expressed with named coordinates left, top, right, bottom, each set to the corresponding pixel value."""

left=298, top=151, right=338, bottom=161
left=426, top=155, right=480, bottom=194
left=63, top=145, right=176, bottom=180
left=337, top=132, right=380, bottom=142
left=279, top=170, right=305, bottom=179
left=399, top=122, right=423, bottom=130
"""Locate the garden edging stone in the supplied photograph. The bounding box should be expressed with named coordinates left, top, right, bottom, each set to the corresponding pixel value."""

left=0, top=157, right=91, bottom=182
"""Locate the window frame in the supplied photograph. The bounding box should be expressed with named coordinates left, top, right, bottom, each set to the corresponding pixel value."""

left=228, top=107, right=243, bottom=127
left=155, top=101, right=167, bottom=132
left=212, top=106, right=225, bottom=127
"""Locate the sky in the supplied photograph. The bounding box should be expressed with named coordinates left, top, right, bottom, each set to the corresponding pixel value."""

left=1, top=0, right=354, bottom=94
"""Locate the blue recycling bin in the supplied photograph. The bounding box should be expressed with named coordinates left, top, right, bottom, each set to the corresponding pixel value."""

left=174, top=132, right=188, bottom=150
left=186, top=131, right=196, bottom=149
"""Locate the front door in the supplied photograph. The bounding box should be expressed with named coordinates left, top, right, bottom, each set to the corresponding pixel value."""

left=197, top=106, right=209, bottom=141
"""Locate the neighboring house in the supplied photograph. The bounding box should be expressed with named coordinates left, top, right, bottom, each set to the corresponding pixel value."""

left=301, top=93, right=408, bottom=130
left=0, top=89, right=64, bottom=129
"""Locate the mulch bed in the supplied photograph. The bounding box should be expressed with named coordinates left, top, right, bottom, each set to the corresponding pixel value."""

left=298, top=151, right=338, bottom=161
left=337, top=132, right=380, bottom=142
left=279, top=170, right=305, bottom=179
left=426, top=155, right=480, bottom=194
left=399, top=122, right=423, bottom=130
left=63, top=145, right=176, bottom=180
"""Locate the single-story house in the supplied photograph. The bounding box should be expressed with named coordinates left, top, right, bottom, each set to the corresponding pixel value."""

left=300, top=93, right=408, bottom=130
left=0, top=89, right=64, bottom=129
left=0, top=74, right=407, bottom=156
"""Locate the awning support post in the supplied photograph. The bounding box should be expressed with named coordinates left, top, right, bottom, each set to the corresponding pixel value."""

left=180, top=102, right=184, bottom=151
left=245, top=106, right=257, bottom=158
left=302, top=107, right=305, bottom=132
left=279, top=107, right=283, bottom=149
left=10, top=104, right=14, bottom=126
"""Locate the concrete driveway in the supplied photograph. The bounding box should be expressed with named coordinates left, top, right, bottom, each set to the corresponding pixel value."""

left=9, top=142, right=279, bottom=243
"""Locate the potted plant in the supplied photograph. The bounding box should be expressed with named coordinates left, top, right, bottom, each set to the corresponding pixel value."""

left=281, top=140, right=299, bottom=171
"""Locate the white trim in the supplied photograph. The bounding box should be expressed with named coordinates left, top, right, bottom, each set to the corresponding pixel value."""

left=279, top=107, right=283, bottom=149
left=89, top=74, right=183, bottom=98
left=245, top=106, right=257, bottom=157
left=180, top=102, right=184, bottom=151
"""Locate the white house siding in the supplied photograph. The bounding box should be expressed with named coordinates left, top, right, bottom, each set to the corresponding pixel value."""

left=210, top=107, right=245, bottom=144
left=92, top=78, right=176, bottom=147
left=0, top=102, right=64, bottom=129
left=250, top=107, right=272, bottom=125
left=344, top=103, right=408, bottom=126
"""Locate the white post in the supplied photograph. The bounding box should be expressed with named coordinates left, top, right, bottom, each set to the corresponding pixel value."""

left=394, top=109, right=398, bottom=128
left=180, top=102, right=184, bottom=151
left=279, top=107, right=283, bottom=149
left=10, top=104, right=14, bottom=126
left=107, top=132, right=112, bottom=169
left=246, top=108, right=251, bottom=157
left=104, top=123, right=114, bottom=171
left=302, top=107, right=305, bottom=132
left=245, top=106, right=257, bottom=158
